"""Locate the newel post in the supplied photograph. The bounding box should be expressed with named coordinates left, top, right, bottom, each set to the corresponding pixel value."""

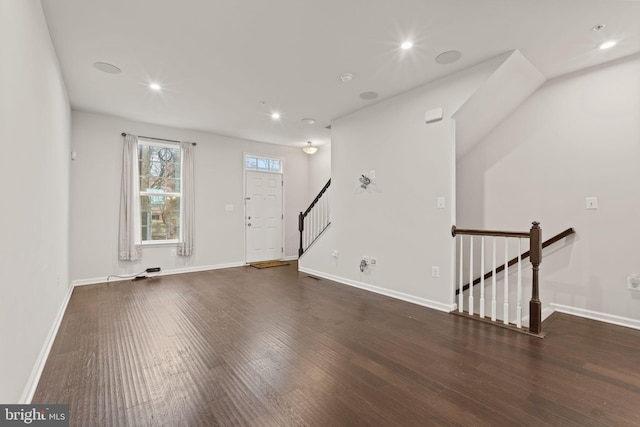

left=298, top=212, right=304, bottom=257
left=529, top=221, right=542, bottom=334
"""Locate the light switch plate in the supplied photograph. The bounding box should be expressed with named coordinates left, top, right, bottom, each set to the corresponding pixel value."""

left=437, top=197, right=445, bottom=209
left=585, top=197, right=598, bottom=210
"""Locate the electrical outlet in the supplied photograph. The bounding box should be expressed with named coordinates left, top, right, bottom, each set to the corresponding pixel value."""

left=363, top=256, right=370, bottom=264
left=370, top=257, right=377, bottom=265
left=332, top=250, right=338, bottom=257
left=432, top=266, right=440, bottom=278
left=628, top=274, right=640, bottom=291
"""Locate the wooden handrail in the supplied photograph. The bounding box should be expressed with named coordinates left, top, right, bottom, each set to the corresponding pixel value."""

left=451, top=225, right=530, bottom=239
left=303, top=179, right=331, bottom=217
left=454, top=227, right=575, bottom=295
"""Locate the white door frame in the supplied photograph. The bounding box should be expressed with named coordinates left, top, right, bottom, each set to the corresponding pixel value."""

left=243, top=153, right=285, bottom=264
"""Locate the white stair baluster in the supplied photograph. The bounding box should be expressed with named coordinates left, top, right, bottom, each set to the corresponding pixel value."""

left=480, top=237, right=485, bottom=318
left=323, top=196, right=328, bottom=228
left=516, top=239, right=522, bottom=329
left=313, top=209, right=317, bottom=241
left=491, top=237, right=497, bottom=321
left=504, top=238, right=509, bottom=325
left=327, top=192, right=330, bottom=226
left=315, top=206, right=319, bottom=238
left=458, top=236, right=464, bottom=313
left=327, top=187, right=331, bottom=224
left=305, top=215, right=310, bottom=249
left=469, top=236, right=474, bottom=316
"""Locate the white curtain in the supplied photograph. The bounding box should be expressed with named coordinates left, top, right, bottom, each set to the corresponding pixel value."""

left=118, top=134, right=142, bottom=261
left=178, top=142, right=195, bottom=256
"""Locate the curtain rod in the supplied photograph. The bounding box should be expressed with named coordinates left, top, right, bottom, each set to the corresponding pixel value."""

left=121, top=132, right=196, bottom=146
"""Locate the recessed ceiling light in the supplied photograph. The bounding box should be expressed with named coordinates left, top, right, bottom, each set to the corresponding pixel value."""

left=339, top=73, right=354, bottom=83
left=301, top=118, right=316, bottom=125
left=149, top=82, right=162, bottom=91
left=93, top=62, right=121, bottom=74
left=271, top=112, right=281, bottom=120
left=592, top=24, right=606, bottom=32
left=435, top=50, right=462, bottom=65
left=401, top=41, right=413, bottom=50
left=360, top=91, right=378, bottom=100
left=598, top=40, right=616, bottom=50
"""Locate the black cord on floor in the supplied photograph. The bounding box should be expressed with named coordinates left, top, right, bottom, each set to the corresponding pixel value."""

left=107, top=270, right=147, bottom=283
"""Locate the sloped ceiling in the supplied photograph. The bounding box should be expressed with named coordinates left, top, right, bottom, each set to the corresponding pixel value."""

left=453, top=50, right=547, bottom=159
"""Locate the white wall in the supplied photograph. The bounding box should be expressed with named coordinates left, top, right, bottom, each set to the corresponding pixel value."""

left=308, top=143, right=331, bottom=203
left=299, top=55, right=510, bottom=311
left=70, top=111, right=309, bottom=283
left=457, top=54, right=640, bottom=323
left=0, top=0, right=71, bottom=402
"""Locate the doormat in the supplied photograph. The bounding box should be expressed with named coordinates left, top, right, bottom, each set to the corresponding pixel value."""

left=249, top=261, right=290, bottom=269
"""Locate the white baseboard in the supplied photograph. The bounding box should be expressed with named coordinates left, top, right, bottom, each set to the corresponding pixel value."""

left=550, top=303, right=640, bottom=331
left=520, top=306, right=555, bottom=328
left=283, top=255, right=299, bottom=261
left=20, top=284, right=74, bottom=404
left=299, top=267, right=456, bottom=313
left=543, top=306, right=554, bottom=321
left=71, top=262, right=246, bottom=287
left=156, top=262, right=246, bottom=277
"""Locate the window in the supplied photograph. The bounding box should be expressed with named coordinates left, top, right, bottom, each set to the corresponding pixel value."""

left=138, top=140, right=182, bottom=243
left=245, top=155, right=282, bottom=173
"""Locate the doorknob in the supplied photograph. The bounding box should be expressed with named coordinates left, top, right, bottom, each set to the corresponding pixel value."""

left=247, top=216, right=251, bottom=219
left=248, top=223, right=252, bottom=227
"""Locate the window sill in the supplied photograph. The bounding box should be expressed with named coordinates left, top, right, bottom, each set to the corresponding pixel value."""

left=141, top=241, right=178, bottom=247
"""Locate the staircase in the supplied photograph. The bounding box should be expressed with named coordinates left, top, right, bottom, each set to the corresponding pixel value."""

left=451, top=222, right=575, bottom=337
left=299, top=179, right=331, bottom=256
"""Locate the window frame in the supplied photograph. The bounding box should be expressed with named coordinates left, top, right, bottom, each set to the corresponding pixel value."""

left=244, top=154, right=283, bottom=174
left=138, top=138, right=182, bottom=245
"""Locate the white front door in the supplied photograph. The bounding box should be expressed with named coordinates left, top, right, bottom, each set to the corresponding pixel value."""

left=245, top=170, right=283, bottom=263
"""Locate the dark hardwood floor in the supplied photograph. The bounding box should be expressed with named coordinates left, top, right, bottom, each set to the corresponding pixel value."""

left=34, top=263, right=640, bottom=426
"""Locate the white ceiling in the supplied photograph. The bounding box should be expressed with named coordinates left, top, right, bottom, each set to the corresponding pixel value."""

left=41, top=0, right=640, bottom=148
